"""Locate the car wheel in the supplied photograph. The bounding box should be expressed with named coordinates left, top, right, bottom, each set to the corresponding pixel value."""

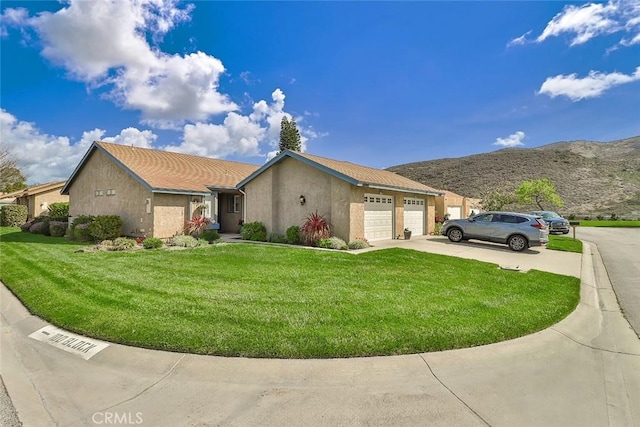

left=508, top=235, right=528, bottom=252
left=447, top=228, right=463, bottom=243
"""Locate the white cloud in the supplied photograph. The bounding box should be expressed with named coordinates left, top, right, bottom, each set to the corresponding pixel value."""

left=164, top=89, right=305, bottom=159
left=538, top=67, right=640, bottom=101
left=493, top=131, right=526, bottom=147
left=0, top=109, right=157, bottom=184
left=7, top=0, right=236, bottom=127
left=536, top=2, right=619, bottom=46
left=507, top=31, right=531, bottom=47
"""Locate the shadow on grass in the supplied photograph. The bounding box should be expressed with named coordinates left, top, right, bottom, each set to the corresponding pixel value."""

left=0, top=230, right=88, bottom=246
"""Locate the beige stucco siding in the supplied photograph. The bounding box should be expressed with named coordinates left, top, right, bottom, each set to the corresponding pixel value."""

left=245, top=158, right=351, bottom=240
left=17, top=190, right=68, bottom=219
left=153, top=193, right=189, bottom=238
left=67, top=149, right=152, bottom=236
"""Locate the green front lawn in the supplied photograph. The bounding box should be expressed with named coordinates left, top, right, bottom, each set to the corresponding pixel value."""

left=547, top=235, right=583, bottom=253
left=0, top=228, right=580, bottom=358
left=577, top=220, right=640, bottom=227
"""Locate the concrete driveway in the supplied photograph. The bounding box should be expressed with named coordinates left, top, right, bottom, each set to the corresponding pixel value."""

left=1, top=238, right=639, bottom=426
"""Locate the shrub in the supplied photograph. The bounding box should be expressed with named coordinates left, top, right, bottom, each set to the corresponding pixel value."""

left=434, top=223, right=443, bottom=235
left=142, top=237, right=164, bottom=249
left=301, top=211, right=331, bottom=246
left=568, top=214, right=576, bottom=220
left=48, top=202, right=69, bottom=220
left=29, top=221, right=46, bottom=234
left=609, top=212, right=618, bottom=221
left=241, top=221, right=267, bottom=241
left=1, top=205, right=28, bottom=226
left=348, top=238, right=370, bottom=250
left=73, top=223, right=92, bottom=241
left=583, top=216, right=591, bottom=221
left=31, top=216, right=51, bottom=235
left=596, top=215, right=604, bottom=220
left=184, top=216, right=211, bottom=237
left=285, top=225, right=302, bottom=245
left=318, top=237, right=347, bottom=250
left=168, top=234, right=200, bottom=247
left=71, top=215, right=94, bottom=238
left=112, top=237, right=136, bottom=251
left=20, top=221, right=33, bottom=232
left=88, top=215, right=123, bottom=241
left=267, top=232, right=286, bottom=243
left=49, top=221, right=68, bottom=237
left=201, top=229, right=220, bottom=243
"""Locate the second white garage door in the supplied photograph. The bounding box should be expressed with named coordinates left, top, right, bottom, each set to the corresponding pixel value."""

left=447, top=206, right=462, bottom=220
left=403, top=198, right=425, bottom=235
left=364, top=194, right=394, bottom=241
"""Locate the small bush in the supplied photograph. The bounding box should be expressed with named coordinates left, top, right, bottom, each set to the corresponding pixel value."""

left=28, top=216, right=51, bottom=235
left=318, top=237, right=347, bottom=250
left=1, top=205, right=28, bottom=226
left=168, top=234, right=200, bottom=247
left=301, top=211, right=331, bottom=246
left=112, top=237, right=136, bottom=251
left=20, top=221, right=33, bottom=232
left=73, top=223, right=92, bottom=241
left=49, top=221, right=68, bottom=237
left=201, top=229, right=220, bottom=243
left=88, top=215, right=123, bottom=241
left=596, top=215, right=604, bottom=220
left=241, top=221, right=267, bottom=241
left=583, top=216, right=591, bottom=221
left=184, top=216, right=211, bottom=237
left=609, top=212, right=618, bottom=221
left=348, top=238, right=370, bottom=250
left=267, top=232, right=286, bottom=243
left=434, top=223, right=443, bottom=235
left=29, top=221, right=45, bottom=234
left=71, top=215, right=94, bottom=238
left=568, top=214, right=576, bottom=220
left=48, top=202, right=69, bottom=220
left=142, top=237, right=163, bottom=249
left=285, top=225, right=302, bottom=245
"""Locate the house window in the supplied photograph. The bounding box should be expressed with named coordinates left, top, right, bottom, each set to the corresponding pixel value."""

left=106, top=189, right=116, bottom=196
left=95, top=190, right=103, bottom=197
left=227, top=195, right=241, bottom=213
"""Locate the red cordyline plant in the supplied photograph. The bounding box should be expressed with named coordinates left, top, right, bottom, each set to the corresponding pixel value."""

left=184, top=215, right=211, bottom=237
left=301, top=210, right=331, bottom=246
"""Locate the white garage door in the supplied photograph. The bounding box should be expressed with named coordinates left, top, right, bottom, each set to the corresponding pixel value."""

left=447, top=206, right=462, bottom=220
left=403, top=198, right=425, bottom=236
left=364, top=194, right=394, bottom=241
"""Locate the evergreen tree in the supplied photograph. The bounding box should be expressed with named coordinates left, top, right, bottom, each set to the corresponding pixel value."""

left=278, top=116, right=302, bottom=153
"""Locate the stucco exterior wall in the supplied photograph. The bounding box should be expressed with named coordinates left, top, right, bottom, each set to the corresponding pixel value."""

left=245, top=158, right=352, bottom=240
left=436, top=192, right=474, bottom=219
left=67, top=149, right=152, bottom=236
left=153, top=193, right=189, bottom=238
left=17, top=190, right=67, bottom=219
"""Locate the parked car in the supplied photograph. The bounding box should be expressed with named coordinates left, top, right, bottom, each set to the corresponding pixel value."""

left=440, top=211, right=549, bottom=251
left=529, top=211, right=570, bottom=234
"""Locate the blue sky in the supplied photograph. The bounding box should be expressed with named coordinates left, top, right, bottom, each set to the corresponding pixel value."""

left=1, top=0, right=639, bottom=184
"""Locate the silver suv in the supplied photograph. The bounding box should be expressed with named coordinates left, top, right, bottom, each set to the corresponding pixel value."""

left=529, top=211, right=570, bottom=234
left=440, top=211, right=549, bottom=251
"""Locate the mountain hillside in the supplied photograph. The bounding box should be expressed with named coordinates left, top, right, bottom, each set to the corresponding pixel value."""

left=387, top=136, right=640, bottom=218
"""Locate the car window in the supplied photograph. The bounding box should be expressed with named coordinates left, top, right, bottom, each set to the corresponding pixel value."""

left=498, top=215, right=519, bottom=224
left=515, top=216, right=528, bottom=223
left=475, top=213, right=493, bottom=222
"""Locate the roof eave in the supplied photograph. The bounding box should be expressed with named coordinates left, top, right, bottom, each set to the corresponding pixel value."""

left=362, top=183, right=444, bottom=196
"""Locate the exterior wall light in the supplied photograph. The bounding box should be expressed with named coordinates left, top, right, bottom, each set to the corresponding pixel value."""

left=299, top=195, right=306, bottom=206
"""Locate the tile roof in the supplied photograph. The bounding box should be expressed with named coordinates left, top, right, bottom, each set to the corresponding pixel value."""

left=294, top=151, right=443, bottom=195
left=0, top=181, right=66, bottom=199
left=93, top=142, right=259, bottom=193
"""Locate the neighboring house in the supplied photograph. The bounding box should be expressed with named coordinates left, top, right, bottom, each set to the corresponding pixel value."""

left=435, top=190, right=481, bottom=220
left=238, top=150, right=443, bottom=242
left=0, top=181, right=68, bottom=219
left=61, top=141, right=259, bottom=238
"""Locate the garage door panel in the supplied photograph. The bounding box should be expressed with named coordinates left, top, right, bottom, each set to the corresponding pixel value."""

left=364, top=194, right=393, bottom=241
left=447, top=206, right=462, bottom=220
left=404, top=198, right=425, bottom=235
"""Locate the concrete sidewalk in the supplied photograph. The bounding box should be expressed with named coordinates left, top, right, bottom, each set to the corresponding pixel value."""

left=1, top=241, right=639, bottom=426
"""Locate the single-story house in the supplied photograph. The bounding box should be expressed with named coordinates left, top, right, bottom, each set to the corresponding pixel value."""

left=63, top=142, right=444, bottom=240
left=0, top=181, right=68, bottom=219
left=435, top=190, right=482, bottom=220
left=61, top=141, right=260, bottom=238
left=238, top=150, right=443, bottom=242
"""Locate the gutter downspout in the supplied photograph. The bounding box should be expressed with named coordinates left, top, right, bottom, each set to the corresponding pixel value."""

left=239, top=188, right=247, bottom=224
